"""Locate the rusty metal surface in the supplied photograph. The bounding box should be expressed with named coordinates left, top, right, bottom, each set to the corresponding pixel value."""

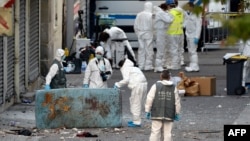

left=35, top=88, right=122, bottom=129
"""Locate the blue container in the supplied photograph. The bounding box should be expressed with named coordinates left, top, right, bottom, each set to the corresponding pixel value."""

left=35, top=88, right=121, bottom=129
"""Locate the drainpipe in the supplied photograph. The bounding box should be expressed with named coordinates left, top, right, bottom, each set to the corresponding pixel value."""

left=66, top=0, right=74, bottom=51
left=14, top=0, right=21, bottom=103
left=3, top=37, right=8, bottom=106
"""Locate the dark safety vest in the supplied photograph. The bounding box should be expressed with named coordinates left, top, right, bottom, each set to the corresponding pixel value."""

left=151, top=82, right=176, bottom=121
left=50, top=59, right=67, bottom=89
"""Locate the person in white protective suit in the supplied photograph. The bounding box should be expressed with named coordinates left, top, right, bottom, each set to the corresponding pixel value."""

left=165, top=0, right=185, bottom=70
left=99, top=26, right=137, bottom=68
left=145, top=69, right=181, bottom=141
left=184, top=1, right=202, bottom=72
left=134, top=2, right=154, bottom=71
left=175, top=0, right=187, bottom=66
left=83, top=46, right=112, bottom=88
left=45, top=49, right=67, bottom=90
left=153, top=3, right=174, bottom=73
left=239, top=40, right=250, bottom=89
left=114, top=58, right=147, bottom=127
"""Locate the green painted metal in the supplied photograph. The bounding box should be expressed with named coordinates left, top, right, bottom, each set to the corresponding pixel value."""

left=35, top=88, right=122, bottom=129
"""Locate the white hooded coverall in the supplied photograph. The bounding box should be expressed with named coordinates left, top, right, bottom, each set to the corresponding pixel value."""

left=103, top=27, right=136, bottom=68
left=115, top=59, right=147, bottom=125
left=240, top=40, right=250, bottom=86
left=45, top=49, right=65, bottom=86
left=134, top=2, right=154, bottom=70
left=153, top=6, right=173, bottom=72
left=184, top=11, right=202, bottom=71
left=145, top=80, right=181, bottom=141
left=165, top=7, right=184, bottom=70
left=83, top=47, right=113, bottom=88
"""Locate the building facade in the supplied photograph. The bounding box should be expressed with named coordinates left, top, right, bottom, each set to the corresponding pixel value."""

left=0, top=0, right=64, bottom=112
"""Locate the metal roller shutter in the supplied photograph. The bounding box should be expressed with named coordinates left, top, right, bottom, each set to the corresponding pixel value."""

left=6, top=36, right=15, bottom=101
left=28, top=0, right=40, bottom=82
left=19, top=0, right=26, bottom=94
left=0, top=37, right=3, bottom=104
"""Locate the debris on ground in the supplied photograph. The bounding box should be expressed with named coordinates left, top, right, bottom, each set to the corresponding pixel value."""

left=76, top=131, right=98, bottom=137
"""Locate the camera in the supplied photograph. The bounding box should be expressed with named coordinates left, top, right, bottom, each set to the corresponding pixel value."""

left=100, top=71, right=111, bottom=81
left=100, top=71, right=107, bottom=81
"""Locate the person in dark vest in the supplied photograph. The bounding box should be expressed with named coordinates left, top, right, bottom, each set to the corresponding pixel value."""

left=45, top=49, right=67, bottom=90
left=145, top=69, right=181, bottom=141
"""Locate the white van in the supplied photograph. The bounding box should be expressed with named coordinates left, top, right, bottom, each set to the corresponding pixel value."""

left=95, top=0, right=188, bottom=48
left=94, top=0, right=237, bottom=48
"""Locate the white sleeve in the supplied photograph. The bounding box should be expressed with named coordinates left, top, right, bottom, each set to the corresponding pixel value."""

left=45, top=64, right=59, bottom=85
left=83, top=60, right=92, bottom=85
left=195, top=15, right=202, bottom=39
left=174, top=87, right=181, bottom=114
left=102, top=42, right=112, bottom=59
left=105, top=59, right=113, bottom=80
left=134, top=15, right=139, bottom=35
left=145, top=84, right=156, bottom=112
left=160, top=11, right=174, bottom=24
left=115, top=69, right=130, bottom=87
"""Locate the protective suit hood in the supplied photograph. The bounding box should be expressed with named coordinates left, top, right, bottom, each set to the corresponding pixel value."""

left=160, top=79, right=174, bottom=85
left=121, top=59, right=134, bottom=69
left=144, top=2, right=153, bottom=13
left=95, top=46, right=104, bottom=55
left=153, top=6, right=161, bottom=13
left=55, top=49, right=65, bottom=61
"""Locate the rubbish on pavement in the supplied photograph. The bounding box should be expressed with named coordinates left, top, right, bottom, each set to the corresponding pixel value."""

left=190, top=77, right=216, bottom=96
left=10, top=129, right=32, bottom=136
left=21, top=98, right=32, bottom=104
left=76, top=131, right=98, bottom=137
left=178, top=72, right=199, bottom=96
left=217, top=105, right=222, bottom=108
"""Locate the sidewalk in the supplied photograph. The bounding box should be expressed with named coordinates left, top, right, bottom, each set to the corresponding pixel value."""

left=0, top=48, right=250, bottom=141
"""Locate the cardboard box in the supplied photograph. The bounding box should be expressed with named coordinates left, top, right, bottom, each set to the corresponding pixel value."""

left=190, top=77, right=216, bottom=96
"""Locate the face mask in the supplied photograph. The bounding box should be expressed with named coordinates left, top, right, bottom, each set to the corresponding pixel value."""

left=96, top=54, right=103, bottom=60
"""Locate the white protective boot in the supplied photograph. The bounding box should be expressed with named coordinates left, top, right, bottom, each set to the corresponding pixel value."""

left=185, top=54, right=199, bottom=72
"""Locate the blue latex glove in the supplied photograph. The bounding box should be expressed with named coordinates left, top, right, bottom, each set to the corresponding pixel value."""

left=145, top=112, right=151, bottom=120
left=64, top=67, right=67, bottom=72
left=194, top=38, right=199, bottom=45
left=174, top=114, right=180, bottom=121
left=113, top=84, right=119, bottom=89
left=83, top=84, right=89, bottom=88
left=44, top=84, right=51, bottom=90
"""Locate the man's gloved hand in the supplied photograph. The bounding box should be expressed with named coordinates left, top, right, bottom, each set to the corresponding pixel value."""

left=83, top=84, right=89, bottom=88
left=145, top=112, right=151, bottom=120
left=45, top=84, right=51, bottom=90
left=174, top=114, right=180, bottom=121
left=194, top=38, right=199, bottom=45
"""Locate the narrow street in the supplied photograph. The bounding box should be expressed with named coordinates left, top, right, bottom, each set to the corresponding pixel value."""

left=0, top=48, right=250, bottom=141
